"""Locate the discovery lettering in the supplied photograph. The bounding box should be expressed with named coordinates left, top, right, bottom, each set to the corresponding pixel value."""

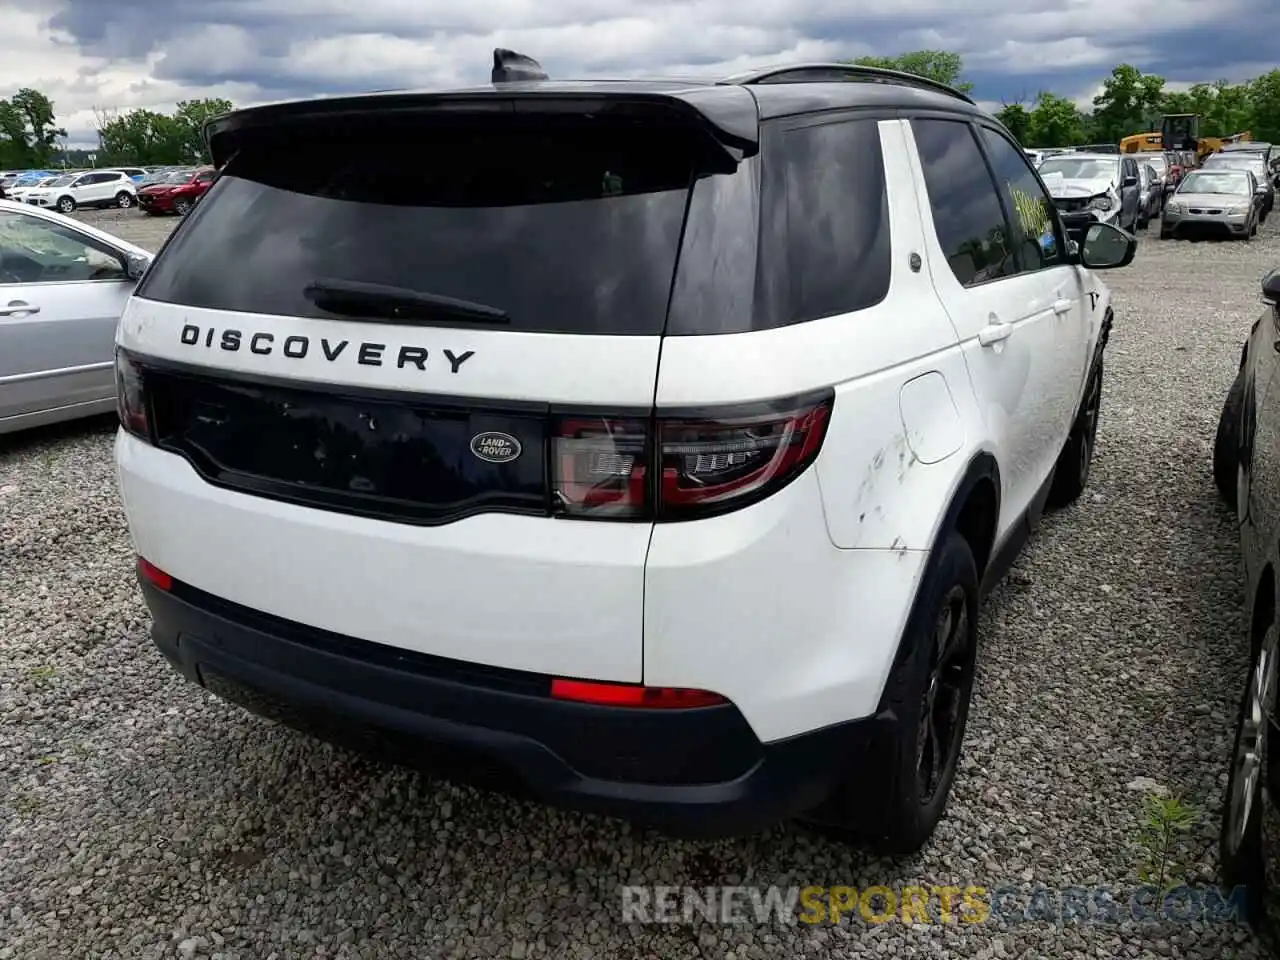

left=178, top=325, right=474, bottom=373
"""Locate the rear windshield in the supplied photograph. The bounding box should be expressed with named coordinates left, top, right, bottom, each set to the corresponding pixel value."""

left=136, top=115, right=699, bottom=336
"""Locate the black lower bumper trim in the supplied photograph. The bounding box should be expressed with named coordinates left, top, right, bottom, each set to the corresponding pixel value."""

left=140, top=578, right=880, bottom=838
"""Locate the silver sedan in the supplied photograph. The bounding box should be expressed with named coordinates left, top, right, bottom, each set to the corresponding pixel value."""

left=0, top=200, right=152, bottom=435
left=1160, top=169, right=1261, bottom=241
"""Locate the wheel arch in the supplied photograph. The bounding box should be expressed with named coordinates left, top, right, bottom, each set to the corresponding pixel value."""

left=881, top=451, right=1000, bottom=682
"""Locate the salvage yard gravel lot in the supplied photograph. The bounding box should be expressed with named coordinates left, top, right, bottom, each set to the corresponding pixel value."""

left=1, top=206, right=1277, bottom=960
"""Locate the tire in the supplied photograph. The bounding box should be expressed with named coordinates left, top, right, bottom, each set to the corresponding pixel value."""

left=115, top=191, right=133, bottom=208
left=804, top=531, right=980, bottom=855
left=56, top=195, right=75, bottom=214
left=1214, top=372, right=1245, bottom=512
left=1219, top=623, right=1279, bottom=928
left=1160, top=229, right=1173, bottom=240
left=1047, top=360, right=1103, bottom=509
left=173, top=197, right=193, bottom=216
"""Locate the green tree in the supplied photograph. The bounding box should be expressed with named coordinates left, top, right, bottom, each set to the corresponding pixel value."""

left=172, top=98, right=234, bottom=161
left=0, top=87, right=67, bottom=167
left=95, top=98, right=234, bottom=165
left=1027, top=91, right=1085, bottom=147
left=847, top=50, right=974, bottom=94
left=1091, top=64, right=1166, bottom=142
left=1250, top=70, right=1280, bottom=143
left=995, top=103, right=1031, bottom=144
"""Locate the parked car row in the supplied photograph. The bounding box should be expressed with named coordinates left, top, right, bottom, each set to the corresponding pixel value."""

left=17, top=170, right=140, bottom=213
left=0, top=166, right=217, bottom=216
left=1032, top=140, right=1280, bottom=243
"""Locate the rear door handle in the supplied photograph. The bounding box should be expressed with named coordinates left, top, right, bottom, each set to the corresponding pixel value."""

left=0, top=300, right=40, bottom=317
left=978, top=318, right=1013, bottom=347
left=1053, top=298, right=1073, bottom=315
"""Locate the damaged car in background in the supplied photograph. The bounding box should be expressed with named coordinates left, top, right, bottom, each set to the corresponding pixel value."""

left=1037, top=152, right=1142, bottom=235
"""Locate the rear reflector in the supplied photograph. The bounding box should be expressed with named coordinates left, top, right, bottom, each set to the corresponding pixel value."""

left=137, top=557, right=173, bottom=591
left=550, top=678, right=726, bottom=708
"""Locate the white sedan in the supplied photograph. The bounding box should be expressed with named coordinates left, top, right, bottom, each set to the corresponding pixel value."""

left=0, top=199, right=152, bottom=435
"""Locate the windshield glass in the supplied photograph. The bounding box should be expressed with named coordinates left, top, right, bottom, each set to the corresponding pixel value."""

left=1179, top=172, right=1251, bottom=195
left=47, top=175, right=75, bottom=187
left=1147, top=156, right=1167, bottom=171
left=1205, top=156, right=1266, bottom=175
left=164, top=170, right=195, bottom=183
left=1037, top=157, right=1118, bottom=180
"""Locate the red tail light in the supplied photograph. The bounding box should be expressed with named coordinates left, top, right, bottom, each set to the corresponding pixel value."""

left=550, top=678, right=726, bottom=708
left=551, top=390, right=833, bottom=522
left=552, top=416, right=650, bottom=519
left=116, top=350, right=150, bottom=440
left=137, top=557, right=172, bottom=591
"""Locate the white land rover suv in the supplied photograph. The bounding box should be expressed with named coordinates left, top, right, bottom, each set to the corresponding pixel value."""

left=114, top=51, right=1135, bottom=854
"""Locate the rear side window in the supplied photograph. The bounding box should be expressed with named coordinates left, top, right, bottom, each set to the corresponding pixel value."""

left=911, top=118, right=1015, bottom=287
left=137, top=115, right=700, bottom=336
left=776, top=118, right=891, bottom=322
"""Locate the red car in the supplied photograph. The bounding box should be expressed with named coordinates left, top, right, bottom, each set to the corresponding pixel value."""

left=137, top=167, right=217, bottom=216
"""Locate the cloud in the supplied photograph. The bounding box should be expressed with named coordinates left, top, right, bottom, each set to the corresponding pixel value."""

left=1, top=0, right=1277, bottom=148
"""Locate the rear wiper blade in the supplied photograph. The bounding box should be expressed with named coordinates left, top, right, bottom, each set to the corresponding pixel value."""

left=302, top=278, right=510, bottom=326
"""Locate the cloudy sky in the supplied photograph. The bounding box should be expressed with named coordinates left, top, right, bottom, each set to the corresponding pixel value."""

left=3, top=0, right=1278, bottom=147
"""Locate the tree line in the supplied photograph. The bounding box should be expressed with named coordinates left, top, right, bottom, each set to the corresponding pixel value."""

left=851, top=53, right=1280, bottom=148
left=4, top=55, right=1280, bottom=169
left=0, top=94, right=231, bottom=169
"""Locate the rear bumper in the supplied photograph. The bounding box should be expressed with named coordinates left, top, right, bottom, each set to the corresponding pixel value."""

left=141, top=575, right=878, bottom=838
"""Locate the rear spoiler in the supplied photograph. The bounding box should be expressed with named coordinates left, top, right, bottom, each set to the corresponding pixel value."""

left=205, top=50, right=759, bottom=170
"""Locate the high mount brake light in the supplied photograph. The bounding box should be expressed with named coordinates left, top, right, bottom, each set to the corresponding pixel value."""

left=550, top=391, right=834, bottom=522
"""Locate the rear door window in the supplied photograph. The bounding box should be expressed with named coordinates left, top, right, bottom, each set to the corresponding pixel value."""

left=136, top=116, right=701, bottom=336
left=911, top=118, right=1015, bottom=287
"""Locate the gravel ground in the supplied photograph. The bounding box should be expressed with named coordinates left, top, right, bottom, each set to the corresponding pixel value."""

left=1, top=207, right=1278, bottom=959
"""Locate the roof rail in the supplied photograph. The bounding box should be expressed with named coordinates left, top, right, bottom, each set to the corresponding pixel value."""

left=718, top=63, right=975, bottom=105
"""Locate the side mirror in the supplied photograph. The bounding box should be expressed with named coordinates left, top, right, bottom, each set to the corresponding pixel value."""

left=125, top=253, right=150, bottom=281
left=1079, top=221, right=1136, bottom=270
left=1264, top=268, right=1280, bottom=307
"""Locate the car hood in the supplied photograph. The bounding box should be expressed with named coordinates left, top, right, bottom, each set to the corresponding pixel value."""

left=1040, top=174, right=1116, bottom=199
left=1171, top=192, right=1251, bottom=207
left=140, top=184, right=178, bottom=193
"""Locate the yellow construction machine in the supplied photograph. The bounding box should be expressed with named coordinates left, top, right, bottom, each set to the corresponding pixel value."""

left=1159, top=113, right=1253, bottom=162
